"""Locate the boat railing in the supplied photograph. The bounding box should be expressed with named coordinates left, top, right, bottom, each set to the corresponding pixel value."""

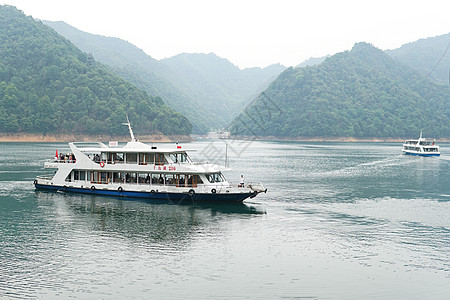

left=191, top=161, right=213, bottom=165
left=226, top=181, right=265, bottom=191
left=47, top=158, right=77, bottom=163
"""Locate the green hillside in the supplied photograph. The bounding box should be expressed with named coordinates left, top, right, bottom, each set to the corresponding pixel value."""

left=43, top=21, right=286, bottom=133
left=0, top=5, right=191, bottom=136
left=41, top=20, right=212, bottom=132
left=161, top=53, right=285, bottom=126
left=387, top=32, right=450, bottom=85
left=230, top=43, right=450, bottom=138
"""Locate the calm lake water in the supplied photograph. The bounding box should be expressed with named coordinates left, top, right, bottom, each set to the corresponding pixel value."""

left=0, top=140, right=449, bottom=299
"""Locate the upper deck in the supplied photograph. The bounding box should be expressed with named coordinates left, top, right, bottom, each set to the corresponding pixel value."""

left=403, top=139, right=437, bottom=146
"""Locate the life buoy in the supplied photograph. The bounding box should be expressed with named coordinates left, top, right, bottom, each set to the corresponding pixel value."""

left=90, top=186, right=96, bottom=191
left=150, top=190, right=156, bottom=194
left=118, top=187, right=123, bottom=192
left=211, top=188, right=217, bottom=194
left=99, top=161, right=105, bottom=168
left=188, top=189, right=195, bottom=196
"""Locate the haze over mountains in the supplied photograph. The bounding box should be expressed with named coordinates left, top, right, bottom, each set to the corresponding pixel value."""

left=387, top=33, right=450, bottom=85
left=0, top=5, right=191, bottom=136
left=44, top=20, right=286, bottom=133
left=1, top=4, right=449, bottom=139
left=230, top=42, right=450, bottom=138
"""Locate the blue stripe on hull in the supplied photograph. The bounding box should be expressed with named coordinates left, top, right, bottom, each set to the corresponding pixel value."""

left=403, top=152, right=440, bottom=157
left=34, top=184, right=253, bottom=203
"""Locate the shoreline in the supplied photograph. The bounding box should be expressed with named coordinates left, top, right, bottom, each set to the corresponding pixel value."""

left=1, top=133, right=449, bottom=143
left=0, top=133, right=192, bottom=143
left=226, top=135, right=450, bottom=143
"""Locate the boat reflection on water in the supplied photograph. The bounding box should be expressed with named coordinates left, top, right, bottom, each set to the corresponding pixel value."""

left=35, top=190, right=265, bottom=242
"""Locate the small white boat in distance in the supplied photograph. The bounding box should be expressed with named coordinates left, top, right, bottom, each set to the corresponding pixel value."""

left=402, top=131, right=440, bottom=157
left=34, top=118, right=266, bottom=203
left=205, top=129, right=231, bottom=139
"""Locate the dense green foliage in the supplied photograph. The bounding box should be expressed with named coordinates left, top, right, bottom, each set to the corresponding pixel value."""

left=387, top=33, right=450, bottom=85
left=230, top=43, right=450, bottom=138
left=0, top=6, right=192, bottom=135
left=44, top=21, right=286, bottom=133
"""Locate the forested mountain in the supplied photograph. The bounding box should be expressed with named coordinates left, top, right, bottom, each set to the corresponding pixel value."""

left=0, top=5, right=191, bottom=136
left=387, top=32, right=450, bottom=85
left=230, top=43, right=450, bottom=138
left=161, top=53, right=285, bottom=128
left=43, top=21, right=286, bottom=133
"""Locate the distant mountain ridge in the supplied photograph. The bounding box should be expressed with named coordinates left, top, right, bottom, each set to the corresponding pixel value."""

left=229, top=42, right=450, bottom=138
left=0, top=5, right=191, bottom=136
left=296, top=56, right=329, bottom=68
left=44, top=21, right=286, bottom=133
left=387, top=32, right=450, bottom=85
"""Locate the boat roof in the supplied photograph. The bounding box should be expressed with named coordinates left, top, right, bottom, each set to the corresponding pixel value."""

left=71, top=141, right=196, bottom=153
left=404, top=138, right=436, bottom=142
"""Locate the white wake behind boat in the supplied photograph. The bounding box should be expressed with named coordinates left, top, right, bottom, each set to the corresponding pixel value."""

left=34, top=119, right=266, bottom=203
left=402, top=131, right=440, bottom=157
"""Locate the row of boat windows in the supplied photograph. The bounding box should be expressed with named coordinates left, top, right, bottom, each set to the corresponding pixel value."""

left=66, top=170, right=225, bottom=185
left=403, top=146, right=439, bottom=152
left=404, top=141, right=435, bottom=146
left=88, top=152, right=189, bottom=165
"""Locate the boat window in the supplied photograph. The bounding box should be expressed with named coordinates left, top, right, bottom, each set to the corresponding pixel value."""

left=177, top=174, right=186, bottom=186
left=138, top=173, right=148, bottom=183
left=139, top=153, right=154, bottom=165
left=89, top=171, right=101, bottom=183
left=126, top=153, right=137, bottom=164
left=112, top=172, right=120, bottom=183
left=169, top=153, right=189, bottom=163
left=188, top=175, right=203, bottom=186
left=100, top=172, right=106, bottom=183
left=114, top=153, right=124, bottom=163
left=206, top=173, right=224, bottom=183
left=151, top=173, right=165, bottom=185
left=125, top=173, right=137, bottom=183
left=107, top=152, right=123, bottom=164
left=155, top=153, right=167, bottom=165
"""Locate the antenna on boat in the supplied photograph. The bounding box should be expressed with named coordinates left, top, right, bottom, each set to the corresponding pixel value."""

left=122, top=115, right=137, bottom=142
left=225, top=143, right=228, bottom=167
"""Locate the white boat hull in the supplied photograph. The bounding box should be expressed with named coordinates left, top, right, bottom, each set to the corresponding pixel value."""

left=402, top=150, right=440, bottom=157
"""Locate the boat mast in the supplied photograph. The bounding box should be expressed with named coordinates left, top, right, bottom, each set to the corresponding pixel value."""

left=122, top=115, right=137, bottom=142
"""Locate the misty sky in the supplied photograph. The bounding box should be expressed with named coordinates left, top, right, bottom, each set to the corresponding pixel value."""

left=2, top=0, right=450, bottom=68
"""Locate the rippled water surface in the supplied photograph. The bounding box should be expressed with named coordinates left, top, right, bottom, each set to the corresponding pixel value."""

left=1, top=141, right=449, bottom=299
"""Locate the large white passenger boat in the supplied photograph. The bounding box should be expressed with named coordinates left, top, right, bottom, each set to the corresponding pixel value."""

left=34, top=120, right=266, bottom=203
left=402, top=131, right=440, bottom=157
